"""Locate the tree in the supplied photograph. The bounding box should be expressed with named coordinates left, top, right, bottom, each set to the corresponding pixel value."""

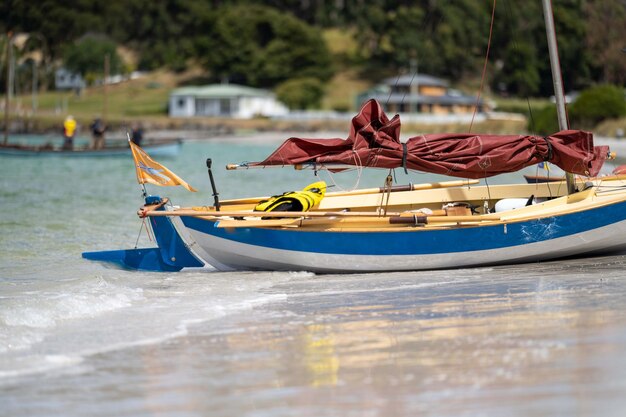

left=195, top=4, right=334, bottom=88
left=63, top=36, right=123, bottom=83
left=529, top=105, right=559, bottom=135
left=492, top=41, right=541, bottom=96
left=546, top=1, right=592, bottom=93
left=275, top=77, right=325, bottom=109
left=584, top=0, right=626, bottom=85
left=351, top=0, right=492, bottom=82
left=116, top=0, right=203, bottom=71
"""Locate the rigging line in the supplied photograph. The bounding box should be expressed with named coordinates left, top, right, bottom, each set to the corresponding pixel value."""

left=382, top=170, right=393, bottom=216
left=320, top=150, right=363, bottom=192
left=503, top=1, right=538, bottom=133
left=503, top=1, right=540, bottom=138
left=145, top=217, right=153, bottom=242
left=483, top=176, right=492, bottom=213
left=400, top=4, right=441, bottom=113
left=503, top=0, right=554, bottom=199
left=134, top=219, right=145, bottom=249
left=385, top=3, right=438, bottom=112
left=533, top=162, right=555, bottom=198
left=400, top=71, right=417, bottom=110
left=385, top=74, right=401, bottom=109
left=526, top=98, right=537, bottom=133
left=546, top=166, right=555, bottom=198
left=469, top=0, right=497, bottom=133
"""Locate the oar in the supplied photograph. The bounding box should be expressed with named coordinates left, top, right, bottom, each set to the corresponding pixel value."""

left=140, top=209, right=403, bottom=218
left=215, top=216, right=407, bottom=229
left=214, top=213, right=501, bottom=229
left=216, top=179, right=479, bottom=206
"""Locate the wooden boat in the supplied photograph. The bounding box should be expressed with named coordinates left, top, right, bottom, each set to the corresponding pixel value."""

left=83, top=0, right=626, bottom=273
left=524, top=164, right=626, bottom=183
left=83, top=168, right=626, bottom=272
left=0, top=138, right=182, bottom=158
left=524, top=174, right=564, bottom=183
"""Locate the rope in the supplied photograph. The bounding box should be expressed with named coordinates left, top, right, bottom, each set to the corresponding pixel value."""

left=134, top=218, right=153, bottom=249
left=319, top=150, right=364, bottom=193
left=385, top=75, right=401, bottom=108
left=144, top=218, right=153, bottom=242
left=400, top=71, right=417, bottom=110
left=542, top=136, right=553, bottom=161
left=401, top=142, right=408, bottom=174
left=469, top=0, right=497, bottom=133
left=382, top=171, right=393, bottom=216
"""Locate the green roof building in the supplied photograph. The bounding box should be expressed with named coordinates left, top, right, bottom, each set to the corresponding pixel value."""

left=169, top=84, right=289, bottom=119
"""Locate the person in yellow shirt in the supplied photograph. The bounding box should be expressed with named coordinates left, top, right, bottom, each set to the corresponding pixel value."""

left=62, top=115, right=77, bottom=150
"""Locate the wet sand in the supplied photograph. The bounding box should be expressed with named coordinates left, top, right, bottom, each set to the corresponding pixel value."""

left=5, top=256, right=626, bottom=417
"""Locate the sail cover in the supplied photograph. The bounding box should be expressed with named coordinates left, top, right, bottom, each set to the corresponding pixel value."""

left=249, top=99, right=608, bottom=178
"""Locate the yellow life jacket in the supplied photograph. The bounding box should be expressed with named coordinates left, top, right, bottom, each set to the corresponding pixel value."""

left=254, top=181, right=326, bottom=212
left=64, top=118, right=77, bottom=137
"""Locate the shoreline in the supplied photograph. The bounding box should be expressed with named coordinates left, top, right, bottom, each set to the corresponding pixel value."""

left=2, top=112, right=531, bottom=138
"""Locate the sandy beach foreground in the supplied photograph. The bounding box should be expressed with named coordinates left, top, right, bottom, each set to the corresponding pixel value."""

left=5, top=256, right=626, bottom=417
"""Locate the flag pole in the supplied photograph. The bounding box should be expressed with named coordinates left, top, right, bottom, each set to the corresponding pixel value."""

left=128, top=131, right=147, bottom=198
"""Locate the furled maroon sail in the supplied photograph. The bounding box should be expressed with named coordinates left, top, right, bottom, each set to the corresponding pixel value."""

left=250, top=99, right=608, bottom=178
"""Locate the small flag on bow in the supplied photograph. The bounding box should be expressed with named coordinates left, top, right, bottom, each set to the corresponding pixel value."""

left=129, top=141, right=197, bottom=192
left=538, top=161, right=551, bottom=171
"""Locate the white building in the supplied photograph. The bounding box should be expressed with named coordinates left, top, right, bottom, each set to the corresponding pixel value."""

left=169, top=84, right=289, bottom=119
left=54, top=68, right=86, bottom=90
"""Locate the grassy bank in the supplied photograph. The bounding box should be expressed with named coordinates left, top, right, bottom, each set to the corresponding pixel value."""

left=2, top=69, right=527, bottom=136
left=3, top=69, right=622, bottom=138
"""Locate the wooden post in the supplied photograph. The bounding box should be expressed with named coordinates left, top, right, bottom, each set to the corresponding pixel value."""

left=103, top=53, right=109, bottom=125
left=32, top=59, right=38, bottom=114
left=4, top=32, right=12, bottom=144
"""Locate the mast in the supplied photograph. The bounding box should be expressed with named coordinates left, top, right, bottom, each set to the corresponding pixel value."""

left=541, top=0, right=576, bottom=194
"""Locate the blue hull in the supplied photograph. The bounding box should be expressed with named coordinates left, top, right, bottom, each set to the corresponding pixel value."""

left=173, top=199, right=626, bottom=272
left=83, top=195, right=626, bottom=273
left=82, top=202, right=204, bottom=272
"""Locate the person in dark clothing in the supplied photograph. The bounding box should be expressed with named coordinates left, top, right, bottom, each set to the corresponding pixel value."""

left=90, top=118, right=106, bottom=150
left=131, top=124, right=144, bottom=146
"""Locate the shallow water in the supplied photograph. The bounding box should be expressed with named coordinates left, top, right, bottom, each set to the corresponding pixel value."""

left=2, top=133, right=626, bottom=416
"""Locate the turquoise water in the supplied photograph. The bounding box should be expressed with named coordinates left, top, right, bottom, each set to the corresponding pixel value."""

left=2, top=134, right=626, bottom=417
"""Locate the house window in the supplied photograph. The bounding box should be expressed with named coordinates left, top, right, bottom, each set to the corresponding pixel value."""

left=219, top=99, right=231, bottom=115
left=178, top=98, right=185, bottom=108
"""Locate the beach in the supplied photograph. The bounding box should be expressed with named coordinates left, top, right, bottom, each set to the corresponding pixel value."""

left=2, top=135, right=626, bottom=416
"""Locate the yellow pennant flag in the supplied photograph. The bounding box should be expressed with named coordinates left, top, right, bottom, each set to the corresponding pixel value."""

left=129, top=141, right=197, bottom=192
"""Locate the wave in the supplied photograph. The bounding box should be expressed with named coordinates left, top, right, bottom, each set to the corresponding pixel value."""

left=0, top=271, right=290, bottom=381
left=0, top=277, right=144, bottom=333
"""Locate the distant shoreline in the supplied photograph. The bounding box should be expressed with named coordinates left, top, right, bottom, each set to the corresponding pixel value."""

left=4, top=112, right=530, bottom=139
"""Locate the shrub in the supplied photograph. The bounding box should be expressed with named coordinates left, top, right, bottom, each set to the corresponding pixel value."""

left=275, top=78, right=325, bottom=110
left=528, top=105, right=559, bottom=135
left=570, top=85, right=626, bottom=129
left=63, top=36, right=124, bottom=82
